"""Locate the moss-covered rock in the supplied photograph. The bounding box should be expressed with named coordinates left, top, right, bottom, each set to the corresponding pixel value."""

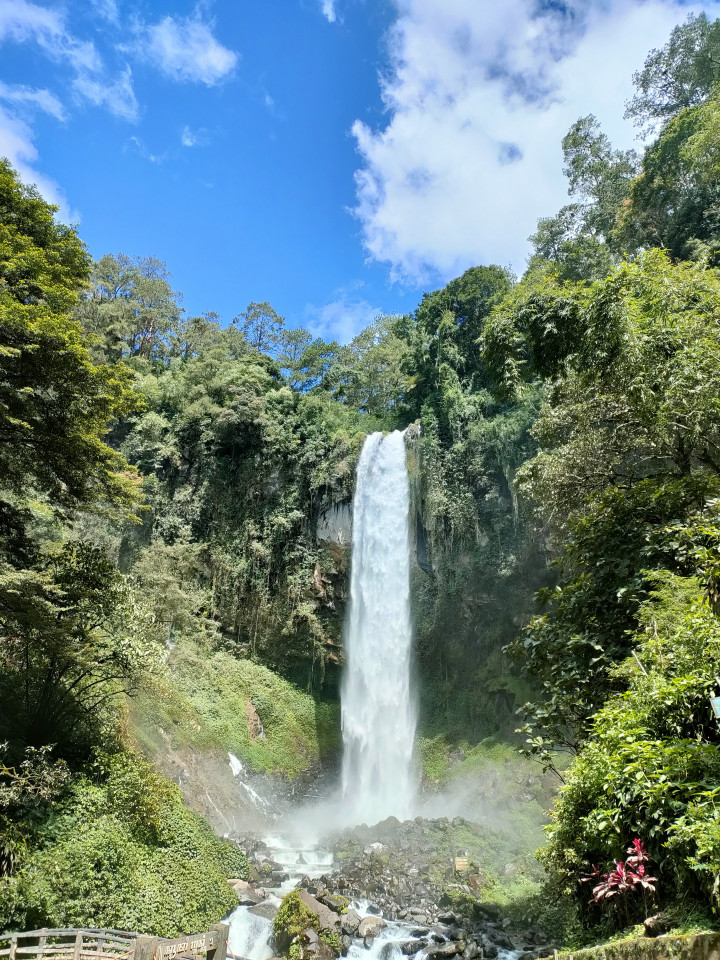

left=273, top=889, right=342, bottom=958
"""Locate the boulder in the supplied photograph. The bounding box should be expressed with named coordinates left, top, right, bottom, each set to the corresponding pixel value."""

left=341, top=908, right=361, bottom=936
left=425, top=944, right=459, bottom=959
left=643, top=914, right=669, bottom=938
left=298, top=942, right=335, bottom=960
left=364, top=842, right=386, bottom=855
left=274, top=888, right=342, bottom=956
left=297, top=889, right=342, bottom=935
left=489, top=933, right=514, bottom=951
left=319, top=892, right=349, bottom=914
left=358, top=916, right=388, bottom=941
left=228, top=879, right=266, bottom=905
left=400, top=940, right=429, bottom=955
left=379, top=946, right=400, bottom=960
left=249, top=902, right=278, bottom=921
left=438, top=913, right=458, bottom=925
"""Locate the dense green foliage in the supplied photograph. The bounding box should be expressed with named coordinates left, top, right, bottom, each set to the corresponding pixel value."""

left=485, top=15, right=720, bottom=935
left=542, top=574, right=720, bottom=932
left=0, top=752, right=248, bottom=935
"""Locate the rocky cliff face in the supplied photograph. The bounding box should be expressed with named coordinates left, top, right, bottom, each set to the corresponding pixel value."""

left=310, top=431, right=550, bottom=744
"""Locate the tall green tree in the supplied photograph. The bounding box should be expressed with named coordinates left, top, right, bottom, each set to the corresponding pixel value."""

left=233, top=300, right=285, bottom=355
left=618, top=92, right=720, bottom=262
left=0, top=162, right=140, bottom=556
left=327, top=315, right=412, bottom=417
left=76, top=253, right=182, bottom=363
left=626, top=12, right=720, bottom=135
left=527, top=117, right=636, bottom=281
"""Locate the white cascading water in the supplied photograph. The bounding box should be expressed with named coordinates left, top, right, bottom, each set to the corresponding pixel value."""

left=341, top=430, right=417, bottom=825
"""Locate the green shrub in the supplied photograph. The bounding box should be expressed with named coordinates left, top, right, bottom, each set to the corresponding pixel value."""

left=0, top=751, right=248, bottom=936
left=541, top=575, right=720, bottom=928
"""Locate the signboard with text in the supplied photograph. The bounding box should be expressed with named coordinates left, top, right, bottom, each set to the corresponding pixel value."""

left=155, top=932, right=217, bottom=960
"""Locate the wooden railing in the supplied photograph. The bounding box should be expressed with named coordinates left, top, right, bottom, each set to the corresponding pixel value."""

left=0, top=925, right=231, bottom=960
left=0, top=929, right=140, bottom=960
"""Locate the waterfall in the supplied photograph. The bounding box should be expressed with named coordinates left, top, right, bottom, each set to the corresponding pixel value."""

left=341, top=430, right=417, bottom=825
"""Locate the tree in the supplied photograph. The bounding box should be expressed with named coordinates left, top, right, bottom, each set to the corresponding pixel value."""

left=407, top=264, right=514, bottom=418
left=618, top=92, right=720, bottom=263
left=233, top=301, right=285, bottom=355
left=625, top=13, right=720, bottom=136
left=562, top=116, right=638, bottom=239
left=490, top=253, right=720, bottom=761
left=0, top=542, right=159, bottom=751
left=327, top=316, right=413, bottom=416
left=76, top=253, right=182, bottom=362
left=0, top=162, right=140, bottom=557
left=528, top=206, right=615, bottom=283
left=527, top=117, right=637, bottom=281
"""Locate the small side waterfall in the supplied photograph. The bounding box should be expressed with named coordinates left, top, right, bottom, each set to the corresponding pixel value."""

left=341, top=430, right=417, bottom=825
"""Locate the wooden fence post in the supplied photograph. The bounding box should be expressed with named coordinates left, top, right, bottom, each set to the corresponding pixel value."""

left=208, top=924, right=228, bottom=960
left=133, top=936, right=160, bottom=960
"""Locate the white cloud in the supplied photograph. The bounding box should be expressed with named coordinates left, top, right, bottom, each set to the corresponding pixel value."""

left=0, top=0, right=137, bottom=120
left=321, top=1, right=338, bottom=23
left=0, top=0, right=101, bottom=73
left=0, top=104, right=75, bottom=220
left=181, top=125, right=197, bottom=147
left=142, top=16, right=238, bottom=85
left=352, top=0, right=720, bottom=284
left=73, top=66, right=138, bottom=121
left=128, top=135, right=165, bottom=165
left=0, top=82, right=65, bottom=121
left=304, top=293, right=382, bottom=344
left=92, top=0, right=119, bottom=23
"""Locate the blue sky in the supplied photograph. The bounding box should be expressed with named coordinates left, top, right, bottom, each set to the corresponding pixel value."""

left=2, top=0, right=720, bottom=342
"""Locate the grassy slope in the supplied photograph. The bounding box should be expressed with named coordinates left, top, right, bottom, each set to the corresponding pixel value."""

left=131, top=640, right=341, bottom=779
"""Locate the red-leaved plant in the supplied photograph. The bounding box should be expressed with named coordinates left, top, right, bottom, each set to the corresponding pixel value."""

left=582, top=839, right=658, bottom=926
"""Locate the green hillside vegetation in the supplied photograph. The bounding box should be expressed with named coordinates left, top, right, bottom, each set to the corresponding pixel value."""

left=131, top=642, right=340, bottom=778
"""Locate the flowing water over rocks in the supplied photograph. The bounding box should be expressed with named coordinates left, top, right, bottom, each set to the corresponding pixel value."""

left=227, top=817, right=557, bottom=960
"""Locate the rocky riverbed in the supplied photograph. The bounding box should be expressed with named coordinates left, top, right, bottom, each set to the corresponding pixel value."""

left=228, top=816, right=557, bottom=960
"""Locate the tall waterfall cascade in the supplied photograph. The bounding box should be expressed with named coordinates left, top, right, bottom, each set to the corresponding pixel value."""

left=341, top=430, right=417, bottom=825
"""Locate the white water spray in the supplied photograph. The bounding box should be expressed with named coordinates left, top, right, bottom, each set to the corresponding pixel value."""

left=341, top=430, right=417, bottom=825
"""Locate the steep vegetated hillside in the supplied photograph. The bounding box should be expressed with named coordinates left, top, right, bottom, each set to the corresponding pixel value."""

left=3, top=9, right=720, bottom=945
